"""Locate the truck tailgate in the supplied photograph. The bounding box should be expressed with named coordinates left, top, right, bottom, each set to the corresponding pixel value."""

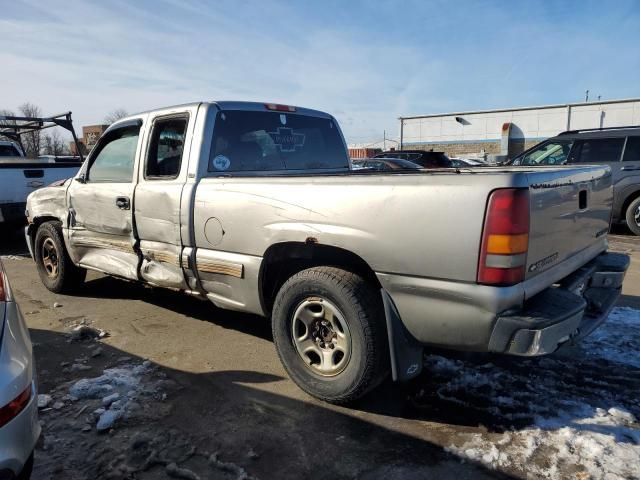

left=525, top=165, right=612, bottom=285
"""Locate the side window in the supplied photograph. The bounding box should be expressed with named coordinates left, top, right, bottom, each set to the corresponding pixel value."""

left=623, top=137, right=640, bottom=162
left=570, top=138, right=625, bottom=164
left=146, top=116, right=188, bottom=179
left=87, top=126, right=139, bottom=182
left=520, top=141, right=573, bottom=165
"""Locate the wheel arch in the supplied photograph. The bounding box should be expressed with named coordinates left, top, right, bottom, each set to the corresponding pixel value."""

left=259, top=242, right=381, bottom=315
left=26, top=215, right=63, bottom=256
left=620, top=188, right=640, bottom=221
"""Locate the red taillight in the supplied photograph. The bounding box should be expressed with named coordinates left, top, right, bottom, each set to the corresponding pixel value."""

left=0, top=385, right=32, bottom=428
left=264, top=103, right=296, bottom=112
left=478, top=188, right=530, bottom=286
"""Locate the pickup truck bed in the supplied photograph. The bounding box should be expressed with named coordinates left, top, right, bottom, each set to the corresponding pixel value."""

left=24, top=101, right=629, bottom=403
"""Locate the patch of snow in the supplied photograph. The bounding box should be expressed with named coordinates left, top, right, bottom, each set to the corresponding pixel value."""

left=96, top=409, right=122, bottom=432
left=429, top=306, right=640, bottom=479
left=102, top=392, right=120, bottom=407
left=449, top=409, right=640, bottom=479
left=68, top=362, right=154, bottom=431
left=581, top=306, right=640, bottom=368
left=37, top=394, right=52, bottom=409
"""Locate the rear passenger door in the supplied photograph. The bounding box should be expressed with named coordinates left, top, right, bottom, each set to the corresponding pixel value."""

left=134, top=109, right=195, bottom=289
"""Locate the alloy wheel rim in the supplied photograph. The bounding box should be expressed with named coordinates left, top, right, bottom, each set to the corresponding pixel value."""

left=41, top=237, right=59, bottom=278
left=291, top=297, right=352, bottom=376
left=635, top=204, right=640, bottom=227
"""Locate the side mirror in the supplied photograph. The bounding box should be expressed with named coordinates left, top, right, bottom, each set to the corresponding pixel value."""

left=75, top=173, right=86, bottom=184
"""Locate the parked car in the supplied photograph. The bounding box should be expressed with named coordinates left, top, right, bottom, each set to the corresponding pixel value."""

left=0, top=113, right=83, bottom=224
left=25, top=101, right=628, bottom=404
left=0, top=260, right=39, bottom=479
left=374, top=149, right=452, bottom=168
left=510, top=126, right=640, bottom=235
left=449, top=157, right=486, bottom=168
left=352, top=158, right=423, bottom=171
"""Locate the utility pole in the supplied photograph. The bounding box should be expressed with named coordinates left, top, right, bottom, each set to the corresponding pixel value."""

left=383, top=130, right=386, bottom=151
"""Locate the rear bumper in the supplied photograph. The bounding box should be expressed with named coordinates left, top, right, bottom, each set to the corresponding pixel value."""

left=489, top=251, right=629, bottom=356
left=378, top=251, right=629, bottom=366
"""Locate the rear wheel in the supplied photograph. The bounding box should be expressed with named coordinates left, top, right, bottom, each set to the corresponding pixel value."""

left=34, top=221, right=86, bottom=293
left=271, top=267, right=388, bottom=404
left=626, top=196, right=640, bottom=236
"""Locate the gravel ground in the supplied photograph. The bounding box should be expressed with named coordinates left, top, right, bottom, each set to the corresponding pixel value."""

left=1, top=226, right=638, bottom=479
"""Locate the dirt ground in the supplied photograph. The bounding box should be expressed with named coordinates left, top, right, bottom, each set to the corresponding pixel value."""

left=1, top=225, right=638, bottom=480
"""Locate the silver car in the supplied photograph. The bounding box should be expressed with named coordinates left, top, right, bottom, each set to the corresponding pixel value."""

left=0, top=260, right=39, bottom=479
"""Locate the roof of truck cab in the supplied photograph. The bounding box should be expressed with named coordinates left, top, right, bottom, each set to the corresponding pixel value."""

left=114, top=101, right=333, bottom=122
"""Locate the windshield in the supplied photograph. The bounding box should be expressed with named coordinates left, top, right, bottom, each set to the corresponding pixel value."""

left=0, top=144, right=21, bottom=157
left=514, top=140, right=574, bottom=166
left=209, top=111, right=348, bottom=173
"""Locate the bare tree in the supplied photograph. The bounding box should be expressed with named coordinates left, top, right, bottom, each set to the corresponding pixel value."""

left=18, top=102, right=42, bottom=157
left=0, top=109, right=17, bottom=143
left=42, top=129, right=68, bottom=156
left=104, top=109, right=128, bottom=125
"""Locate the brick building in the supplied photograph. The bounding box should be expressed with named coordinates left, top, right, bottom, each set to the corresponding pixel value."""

left=399, top=98, right=640, bottom=162
left=69, top=124, right=109, bottom=155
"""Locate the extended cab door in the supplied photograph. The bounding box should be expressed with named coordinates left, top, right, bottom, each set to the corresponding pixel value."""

left=134, top=107, right=196, bottom=289
left=66, top=120, right=144, bottom=280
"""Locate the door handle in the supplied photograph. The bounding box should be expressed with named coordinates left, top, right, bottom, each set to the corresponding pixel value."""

left=621, top=166, right=640, bottom=171
left=115, top=196, right=130, bottom=210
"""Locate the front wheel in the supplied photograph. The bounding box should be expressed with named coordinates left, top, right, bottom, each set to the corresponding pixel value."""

left=271, top=267, right=388, bottom=404
left=626, top=196, right=640, bottom=236
left=34, top=221, right=86, bottom=293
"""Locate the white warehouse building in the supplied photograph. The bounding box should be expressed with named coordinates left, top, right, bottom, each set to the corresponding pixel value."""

left=398, top=98, right=640, bottom=162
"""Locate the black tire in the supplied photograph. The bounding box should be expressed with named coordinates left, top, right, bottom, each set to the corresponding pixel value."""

left=34, top=221, right=86, bottom=293
left=17, top=451, right=34, bottom=480
left=625, top=196, right=640, bottom=236
left=271, top=267, right=388, bottom=404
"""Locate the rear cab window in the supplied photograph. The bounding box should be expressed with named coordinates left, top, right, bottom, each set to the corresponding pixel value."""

left=208, top=110, right=348, bottom=174
left=146, top=116, right=188, bottom=179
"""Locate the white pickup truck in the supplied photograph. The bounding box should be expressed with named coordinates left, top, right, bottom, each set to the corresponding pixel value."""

left=0, top=113, right=83, bottom=224
left=25, top=101, right=629, bottom=403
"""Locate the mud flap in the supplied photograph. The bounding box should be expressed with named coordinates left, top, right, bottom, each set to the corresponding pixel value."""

left=381, top=289, right=423, bottom=382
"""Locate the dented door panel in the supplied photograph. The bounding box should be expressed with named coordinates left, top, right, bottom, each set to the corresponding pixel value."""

left=67, top=182, right=139, bottom=280
left=134, top=106, right=198, bottom=289
left=65, top=118, right=146, bottom=280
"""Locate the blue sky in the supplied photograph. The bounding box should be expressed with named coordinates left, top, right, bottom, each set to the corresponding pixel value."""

left=1, top=0, right=639, bottom=144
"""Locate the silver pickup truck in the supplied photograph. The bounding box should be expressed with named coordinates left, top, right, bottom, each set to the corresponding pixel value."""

left=25, top=101, right=629, bottom=403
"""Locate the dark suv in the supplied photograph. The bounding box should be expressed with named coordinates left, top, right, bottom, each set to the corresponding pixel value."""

left=374, top=150, right=452, bottom=168
left=511, top=126, right=640, bottom=235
